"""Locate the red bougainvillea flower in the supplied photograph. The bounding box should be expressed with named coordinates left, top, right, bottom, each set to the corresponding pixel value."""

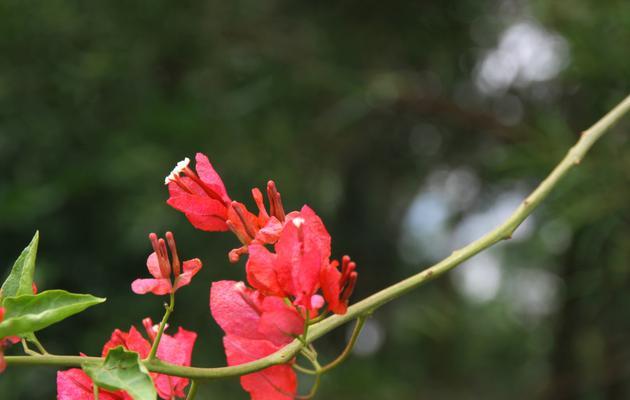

left=210, top=280, right=303, bottom=400
left=246, top=205, right=334, bottom=311
left=165, top=153, right=293, bottom=263
left=57, top=321, right=197, bottom=400
left=0, top=307, right=21, bottom=373
left=165, top=153, right=231, bottom=232
left=131, top=232, right=202, bottom=296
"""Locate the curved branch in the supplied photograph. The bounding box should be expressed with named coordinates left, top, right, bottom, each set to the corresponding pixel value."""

left=5, top=94, right=630, bottom=379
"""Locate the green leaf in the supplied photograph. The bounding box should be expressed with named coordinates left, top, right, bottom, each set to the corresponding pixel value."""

left=83, top=346, right=157, bottom=400
left=0, top=289, right=106, bottom=337
left=1, top=231, right=39, bottom=303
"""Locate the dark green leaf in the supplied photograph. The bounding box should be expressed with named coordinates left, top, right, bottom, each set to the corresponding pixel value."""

left=83, top=346, right=156, bottom=400
left=0, top=231, right=39, bottom=303
left=0, top=290, right=105, bottom=337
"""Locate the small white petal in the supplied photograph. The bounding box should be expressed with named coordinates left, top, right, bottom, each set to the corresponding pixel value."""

left=164, top=157, right=190, bottom=185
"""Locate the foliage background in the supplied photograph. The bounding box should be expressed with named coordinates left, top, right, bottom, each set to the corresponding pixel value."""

left=0, top=1, right=629, bottom=398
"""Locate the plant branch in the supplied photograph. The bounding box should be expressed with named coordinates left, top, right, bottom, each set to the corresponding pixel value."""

left=147, top=291, right=175, bottom=361
left=5, top=94, right=630, bottom=379
left=319, top=315, right=367, bottom=374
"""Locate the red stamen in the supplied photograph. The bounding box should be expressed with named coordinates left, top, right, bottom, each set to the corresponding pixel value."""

left=341, top=257, right=355, bottom=285
left=341, top=272, right=358, bottom=303
left=157, top=238, right=172, bottom=278
left=228, top=245, right=248, bottom=264
left=182, top=166, right=227, bottom=205
left=232, top=201, right=257, bottom=241
left=149, top=233, right=160, bottom=254
left=267, top=181, right=286, bottom=221
left=142, top=318, right=157, bottom=341
left=226, top=220, right=249, bottom=245
left=251, top=188, right=269, bottom=223
left=165, top=231, right=181, bottom=277
left=172, top=175, right=195, bottom=194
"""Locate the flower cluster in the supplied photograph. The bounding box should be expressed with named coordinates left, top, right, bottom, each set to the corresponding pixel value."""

left=50, top=152, right=358, bottom=400
left=166, top=153, right=358, bottom=399
left=57, top=319, right=197, bottom=400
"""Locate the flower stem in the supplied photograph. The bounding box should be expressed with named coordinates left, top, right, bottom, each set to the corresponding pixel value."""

left=293, top=363, right=318, bottom=375
left=4, top=94, right=630, bottom=380
left=93, top=383, right=99, bottom=400
left=148, top=291, right=175, bottom=361
left=20, top=339, right=39, bottom=356
left=319, top=315, right=367, bottom=374
left=28, top=333, right=49, bottom=355
left=185, top=380, right=198, bottom=400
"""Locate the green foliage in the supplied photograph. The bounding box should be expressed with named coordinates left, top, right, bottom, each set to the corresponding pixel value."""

left=0, top=290, right=105, bottom=337
left=0, top=231, right=39, bottom=303
left=83, top=346, right=156, bottom=400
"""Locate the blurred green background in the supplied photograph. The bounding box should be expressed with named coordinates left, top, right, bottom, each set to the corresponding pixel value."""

left=1, top=1, right=629, bottom=399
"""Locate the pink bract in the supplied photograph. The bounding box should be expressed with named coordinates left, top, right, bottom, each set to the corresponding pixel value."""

left=57, top=322, right=197, bottom=400
left=210, top=280, right=302, bottom=399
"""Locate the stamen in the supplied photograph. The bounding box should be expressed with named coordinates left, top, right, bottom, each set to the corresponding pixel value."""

left=172, top=175, right=195, bottom=194
left=149, top=233, right=160, bottom=254
left=182, top=166, right=226, bottom=205
left=142, top=318, right=156, bottom=341
left=164, top=157, right=190, bottom=185
left=251, top=188, right=269, bottom=222
left=341, top=256, right=354, bottom=284
left=157, top=238, right=172, bottom=278
left=341, top=272, right=358, bottom=302
left=165, top=232, right=181, bottom=277
left=267, top=181, right=286, bottom=221
left=292, top=217, right=305, bottom=228
left=232, top=201, right=258, bottom=241
left=227, top=220, right=249, bottom=245
left=228, top=245, right=248, bottom=264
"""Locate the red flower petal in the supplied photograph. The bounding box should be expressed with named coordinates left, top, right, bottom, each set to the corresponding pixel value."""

left=146, top=252, right=163, bottom=279
left=101, top=327, right=151, bottom=359
left=258, top=297, right=304, bottom=346
left=320, top=261, right=344, bottom=314
left=131, top=278, right=172, bottom=295
left=57, top=369, right=131, bottom=400
left=173, top=258, right=202, bottom=291
left=224, top=336, right=296, bottom=400
left=194, top=153, right=230, bottom=204
left=246, top=244, right=284, bottom=297
left=254, top=217, right=283, bottom=245
left=153, top=328, right=197, bottom=399
left=288, top=205, right=331, bottom=262
left=183, top=212, right=229, bottom=232
left=210, top=281, right=266, bottom=340
left=275, top=220, right=321, bottom=309
left=167, top=193, right=227, bottom=218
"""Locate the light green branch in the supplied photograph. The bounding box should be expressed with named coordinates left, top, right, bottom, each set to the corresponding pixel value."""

left=5, top=94, right=630, bottom=379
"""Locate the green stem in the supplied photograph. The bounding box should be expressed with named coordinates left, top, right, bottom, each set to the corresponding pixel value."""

left=185, top=380, right=198, bottom=400
left=319, top=315, right=367, bottom=374
left=4, top=94, right=630, bottom=379
left=20, top=339, right=39, bottom=356
left=148, top=292, right=175, bottom=361
left=296, top=374, right=321, bottom=400
left=29, top=333, right=49, bottom=355
left=293, top=363, right=318, bottom=375
left=93, top=383, right=99, bottom=400
left=302, top=310, right=310, bottom=342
